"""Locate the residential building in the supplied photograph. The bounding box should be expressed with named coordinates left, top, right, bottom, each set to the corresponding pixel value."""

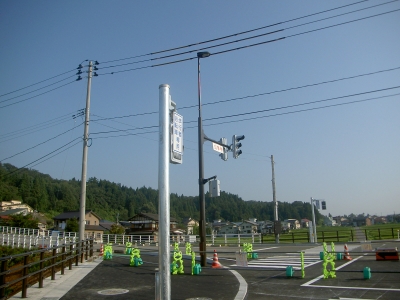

left=182, top=217, right=199, bottom=234
left=53, top=210, right=104, bottom=240
left=0, top=200, right=34, bottom=213
left=285, top=219, right=300, bottom=230
left=123, top=212, right=178, bottom=236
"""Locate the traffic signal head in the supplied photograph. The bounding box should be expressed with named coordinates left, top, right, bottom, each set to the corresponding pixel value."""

left=219, top=137, right=228, bottom=161
left=232, top=135, right=245, bottom=159
left=321, top=201, right=326, bottom=210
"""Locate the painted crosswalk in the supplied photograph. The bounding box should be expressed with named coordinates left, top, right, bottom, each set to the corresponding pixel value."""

left=230, top=254, right=322, bottom=270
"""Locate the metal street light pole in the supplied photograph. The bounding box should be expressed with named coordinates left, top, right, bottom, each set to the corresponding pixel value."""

left=310, top=197, right=318, bottom=243
left=197, top=51, right=210, bottom=267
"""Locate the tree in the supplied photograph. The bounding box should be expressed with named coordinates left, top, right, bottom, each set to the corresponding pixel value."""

left=109, top=224, right=125, bottom=234
left=2, top=213, right=38, bottom=229
left=65, top=218, right=79, bottom=233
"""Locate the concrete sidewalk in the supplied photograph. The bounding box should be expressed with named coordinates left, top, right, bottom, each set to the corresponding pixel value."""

left=10, top=257, right=102, bottom=300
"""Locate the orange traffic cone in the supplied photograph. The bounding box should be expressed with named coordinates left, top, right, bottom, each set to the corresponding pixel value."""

left=100, top=244, right=104, bottom=257
left=212, top=249, right=222, bottom=268
left=344, top=244, right=352, bottom=260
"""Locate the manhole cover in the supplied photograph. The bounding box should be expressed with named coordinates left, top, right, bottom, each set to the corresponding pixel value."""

left=98, top=288, right=129, bottom=295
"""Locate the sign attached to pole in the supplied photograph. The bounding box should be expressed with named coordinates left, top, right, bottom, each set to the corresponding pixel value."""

left=170, top=111, right=183, bottom=164
left=212, top=142, right=224, bottom=154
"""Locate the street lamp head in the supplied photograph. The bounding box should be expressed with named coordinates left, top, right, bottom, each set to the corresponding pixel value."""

left=197, top=51, right=211, bottom=58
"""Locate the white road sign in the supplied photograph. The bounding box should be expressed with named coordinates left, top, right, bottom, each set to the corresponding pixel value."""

left=172, top=112, right=183, bottom=154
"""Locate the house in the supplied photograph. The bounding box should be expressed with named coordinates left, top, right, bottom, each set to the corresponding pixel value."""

left=284, top=219, right=301, bottom=229
left=124, top=213, right=178, bottom=236
left=0, top=200, right=34, bottom=213
left=301, top=218, right=311, bottom=228
left=218, top=222, right=239, bottom=234
left=257, top=220, right=275, bottom=234
left=182, top=217, right=199, bottom=234
left=323, top=216, right=337, bottom=226
left=53, top=210, right=104, bottom=240
left=237, top=220, right=258, bottom=234
left=374, top=216, right=387, bottom=224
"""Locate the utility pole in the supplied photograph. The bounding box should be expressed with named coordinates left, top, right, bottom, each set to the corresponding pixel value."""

left=79, top=61, right=93, bottom=242
left=271, top=155, right=279, bottom=243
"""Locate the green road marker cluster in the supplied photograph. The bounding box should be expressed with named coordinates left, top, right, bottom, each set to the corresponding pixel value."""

left=103, top=243, right=113, bottom=260
left=186, top=242, right=192, bottom=255
left=243, top=243, right=258, bottom=259
left=130, top=247, right=143, bottom=267
left=322, top=242, right=336, bottom=279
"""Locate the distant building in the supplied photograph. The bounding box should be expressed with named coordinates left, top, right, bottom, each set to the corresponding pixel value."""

left=301, top=219, right=311, bottom=228
left=53, top=210, right=104, bottom=240
left=182, top=217, right=199, bottom=234
left=0, top=200, right=33, bottom=213
left=123, top=212, right=178, bottom=236
left=284, top=219, right=300, bottom=230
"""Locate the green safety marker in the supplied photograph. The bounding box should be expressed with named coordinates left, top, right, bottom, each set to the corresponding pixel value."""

left=363, top=267, right=371, bottom=279
left=286, top=265, right=294, bottom=277
left=322, top=242, right=336, bottom=279
left=186, top=242, right=192, bottom=255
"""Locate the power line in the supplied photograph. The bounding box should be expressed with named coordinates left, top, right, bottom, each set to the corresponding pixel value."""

left=200, top=93, right=400, bottom=128
left=197, top=86, right=400, bottom=123
left=99, top=0, right=371, bottom=65
left=0, top=109, right=84, bottom=142
left=97, top=7, right=400, bottom=76
left=4, top=137, right=82, bottom=177
left=1, top=121, right=84, bottom=161
left=0, top=68, right=77, bottom=98
left=90, top=66, right=400, bottom=121
left=0, top=75, right=77, bottom=104
left=0, top=80, right=78, bottom=109
left=99, top=0, right=397, bottom=72
left=89, top=87, right=399, bottom=137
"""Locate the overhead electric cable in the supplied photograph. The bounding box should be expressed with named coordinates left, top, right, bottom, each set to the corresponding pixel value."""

left=88, top=87, right=399, bottom=137
left=29, top=140, right=81, bottom=169
left=100, top=0, right=396, bottom=71
left=0, top=80, right=77, bottom=109
left=0, top=75, right=76, bottom=104
left=199, top=93, right=400, bottom=128
left=0, top=109, right=84, bottom=142
left=94, top=66, right=400, bottom=122
left=198, top=86, right=400, bottom=122
left=0, top=68, right=77, bottom=98
left=100, top=0, right=370, bottom=65
left=1, top=121, right=84, bottom=161
left=98, top=7, right=400, bottom=76
left=4, top=137, right=82, bottom=177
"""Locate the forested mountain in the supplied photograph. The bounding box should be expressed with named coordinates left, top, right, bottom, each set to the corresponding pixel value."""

left=0, top=163, right=322, bottom=225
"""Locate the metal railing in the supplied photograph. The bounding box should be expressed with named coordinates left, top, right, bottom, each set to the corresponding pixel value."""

left=0, top=238, right=94, bottom=299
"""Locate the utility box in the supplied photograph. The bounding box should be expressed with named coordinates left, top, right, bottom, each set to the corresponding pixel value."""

left=209, top=180, right=220, bottom=197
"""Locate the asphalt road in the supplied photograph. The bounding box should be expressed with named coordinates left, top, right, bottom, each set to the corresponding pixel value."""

left=59, top=241, right=400, bottom=300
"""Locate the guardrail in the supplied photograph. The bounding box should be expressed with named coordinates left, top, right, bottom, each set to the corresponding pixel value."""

left=0, top=239, right=94, bottom=299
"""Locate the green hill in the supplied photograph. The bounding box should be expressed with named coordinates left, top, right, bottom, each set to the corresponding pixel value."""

left=0, top=163, right=322, bottom=225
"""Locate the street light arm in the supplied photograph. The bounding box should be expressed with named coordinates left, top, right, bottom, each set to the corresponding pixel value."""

left=202, top=175, right=217, bottom=185
left=203, top=133, right=232, bottom=150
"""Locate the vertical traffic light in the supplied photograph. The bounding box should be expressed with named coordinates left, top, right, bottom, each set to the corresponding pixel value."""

left=219, top=137, right=228, bottom=161
left=232, top=135, right=245, bottom=159
left=321, top=201, right=327, bottom=210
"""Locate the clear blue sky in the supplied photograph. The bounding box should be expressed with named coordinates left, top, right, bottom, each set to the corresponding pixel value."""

left=1, top=0, right=399, bottom=218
